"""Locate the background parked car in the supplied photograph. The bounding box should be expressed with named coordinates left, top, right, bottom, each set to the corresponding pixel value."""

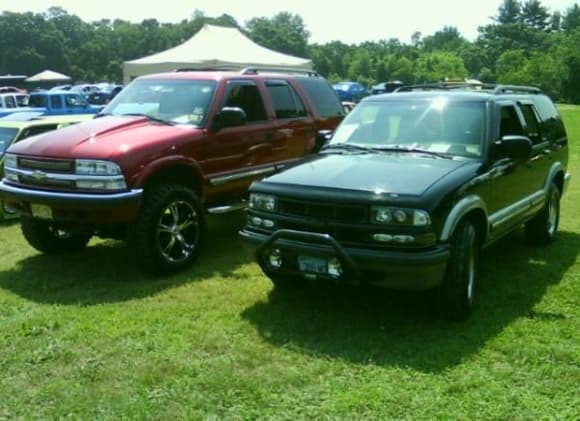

left=0, top=113, right=94, bottom=220
left=370, top=80, right=404, bottom=94
left=332, top=81, right=369, bottom=103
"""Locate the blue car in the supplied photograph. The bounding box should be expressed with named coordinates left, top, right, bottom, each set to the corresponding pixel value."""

left=0, top=90, right=103, bottom=118
left=332, top=81, right=368, bottom=103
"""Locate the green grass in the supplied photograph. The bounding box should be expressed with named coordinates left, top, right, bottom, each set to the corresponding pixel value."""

left=1, top=107, right=579, bottom=419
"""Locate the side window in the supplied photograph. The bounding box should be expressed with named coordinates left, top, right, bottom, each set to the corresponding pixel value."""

left=294, top=77, right=344, bottom=118
left=499, top=105, right=524, bottom=138
left=533, top=95, right=567, bottom=142
left=5, top=96, right=16, bottom=108
left=519, top=103, right=542, bottom=144
left=51, top=95, right=63, bottom=109
left=65, top=95, right=80, bottom=107
left=265, top=81, right=306, bottom=119
left=223, top=82, right=267, bottom=123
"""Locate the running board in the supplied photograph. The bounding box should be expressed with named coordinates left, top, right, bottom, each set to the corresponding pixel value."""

left=206, top=201, right=248, bottom=214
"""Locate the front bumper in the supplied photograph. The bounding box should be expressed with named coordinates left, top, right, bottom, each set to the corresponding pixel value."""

left=0, top=180, right=142, bottom=224
left=240, top=228, right=450, bottom=290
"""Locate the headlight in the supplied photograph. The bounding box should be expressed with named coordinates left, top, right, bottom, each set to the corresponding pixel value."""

left=4, top=153, right=17, bottom=169
left=371, top=206, right=430, bottom=226
left=249, top=193, right=277, bottom=212
left=75, top=159, right=122, bottom=175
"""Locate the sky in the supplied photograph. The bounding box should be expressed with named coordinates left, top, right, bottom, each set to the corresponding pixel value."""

left=1, top=0, right=577, bottom=45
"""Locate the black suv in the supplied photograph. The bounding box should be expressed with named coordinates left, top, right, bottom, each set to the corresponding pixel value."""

left=240, top=83, right=571, bottom=320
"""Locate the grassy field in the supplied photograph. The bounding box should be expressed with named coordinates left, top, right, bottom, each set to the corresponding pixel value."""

left=0, top=107, right=579, bottom=419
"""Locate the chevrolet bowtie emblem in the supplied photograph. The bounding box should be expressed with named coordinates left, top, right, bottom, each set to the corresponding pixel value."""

left=31, top=170, right=48, bottom=180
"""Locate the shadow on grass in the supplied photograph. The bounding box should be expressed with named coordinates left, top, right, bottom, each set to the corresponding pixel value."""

left=0, top=212, right=252, bottom=305
left=241, top=230, right=579, bottom=372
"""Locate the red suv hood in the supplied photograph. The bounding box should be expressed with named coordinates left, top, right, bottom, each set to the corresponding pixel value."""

left=8, top=116, right=203, bottom=160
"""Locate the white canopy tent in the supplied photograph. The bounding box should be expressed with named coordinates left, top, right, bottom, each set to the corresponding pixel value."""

left=25, top=69, right=71, bottom=83
left=123, top=24, right=313, bottom=83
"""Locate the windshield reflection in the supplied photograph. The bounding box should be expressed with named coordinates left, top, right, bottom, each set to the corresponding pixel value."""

left=103, top=79, right=217, bottom=127
left=329, top=99, right=486, bottom=158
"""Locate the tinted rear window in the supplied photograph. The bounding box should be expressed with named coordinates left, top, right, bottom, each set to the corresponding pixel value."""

left=533, top=95, right=567, bottom=140
left=295, top=77, right=344, bottom=118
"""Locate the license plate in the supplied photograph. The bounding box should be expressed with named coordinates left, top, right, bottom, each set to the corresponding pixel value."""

left=31, top=203, right=53, bottom=219
left=298, top=256, right=327, bottom=274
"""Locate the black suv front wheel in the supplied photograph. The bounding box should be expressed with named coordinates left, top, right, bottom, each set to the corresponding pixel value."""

left=439, top=219, right=479, bottom=321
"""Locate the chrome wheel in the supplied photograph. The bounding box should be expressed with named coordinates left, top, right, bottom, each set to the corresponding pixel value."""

left=156, top=200, right=200, bottom=264
left=546, top=189, right=559, bottom=237
left=466, top=234, right=476, bottom=305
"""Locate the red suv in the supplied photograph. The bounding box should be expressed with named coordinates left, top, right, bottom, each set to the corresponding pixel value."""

left=0, top=69, right=344, bottom=272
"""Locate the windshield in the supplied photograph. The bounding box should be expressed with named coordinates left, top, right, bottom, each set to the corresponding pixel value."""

left=329, top=98, right=486, bottom=158
left=102, top=79, right=217, bottom=127
left=0, top=127, right=19, bottom=157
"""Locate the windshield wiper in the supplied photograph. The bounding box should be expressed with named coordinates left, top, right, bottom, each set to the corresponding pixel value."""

left=320, top=143, right=373, bottom=154
left=121, top=113, right=175, bottom=126
left=371, top=145, right=452, bottom=159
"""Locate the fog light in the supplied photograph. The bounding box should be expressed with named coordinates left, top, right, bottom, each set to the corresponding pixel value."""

left=251, top=216, right=263, bottom=226
left=268, top=249, right=282, bottom=268
left=262, top=219, right=275, bottom=228
left=373, top=233, right=393, bottom=242
left=327, top=257, right=343, bottom=277
left=392, top=235, right=415, bottom=244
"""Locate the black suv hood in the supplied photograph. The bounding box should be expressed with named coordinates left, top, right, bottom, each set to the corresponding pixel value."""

left=263, top=153, right=474, bottom=196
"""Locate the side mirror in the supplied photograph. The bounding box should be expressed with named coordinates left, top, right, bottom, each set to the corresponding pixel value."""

left=495, top=135, right=532, bottom=160
left=312, top=130, right=333, bottom=153
left=213, top=106, right=247, bottom=131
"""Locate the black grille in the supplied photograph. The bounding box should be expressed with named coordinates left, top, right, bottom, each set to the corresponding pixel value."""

left=19, top=157, right=74, bottom=173
left=278, top=198, right=367, bottom=223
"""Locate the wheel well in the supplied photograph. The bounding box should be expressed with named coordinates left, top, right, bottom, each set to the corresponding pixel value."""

left=553, top=171, right=564, bottom=193
left=143, top=165, right=202, bottom=197
left=464, top=208, right=487, bottom=246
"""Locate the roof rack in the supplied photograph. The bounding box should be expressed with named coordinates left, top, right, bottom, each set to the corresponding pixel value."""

left=239, top=67, right=320, bottom=77
left=394, top=82, right=542, bottom=95
left=492, top=85, right=542, bottom=94
left=174, top=66, right=319, bottom=77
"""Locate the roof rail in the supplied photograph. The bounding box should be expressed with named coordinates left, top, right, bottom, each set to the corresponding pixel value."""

left=239, top=67, right=320, bottom=77
left=394, top=81, right=493, bottom=92
left=492, top=85, right=542, bottom=94
left=174, top=66, right=319, bottom=77
left=394, top=82, right=542, bottom=95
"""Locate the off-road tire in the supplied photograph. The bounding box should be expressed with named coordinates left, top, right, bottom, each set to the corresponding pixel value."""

left=524, top=182, right=561, bottom=246
left=128, top=184, right=204, bottom=273
left=438, top=219, right=479, bottom=321
left=20, top=217, right=92, bottom=254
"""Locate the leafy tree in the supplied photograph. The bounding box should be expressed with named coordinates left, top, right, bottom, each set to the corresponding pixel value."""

left=422, top=26, right=467, bottom=52
left=562, top=4, right=580, bottom=32
left=383, top=55, right=415, bottom=84
left=493, top=0, right=522, bottom=24
left=347, top=49, right=372, bottom=83
left=521, top=0, right=550, bottom=31
left=495, top=49, right=528, bottom=83
left=246, top=12, right=310, bottom=58
left=414, top=52, right=467, bottom=82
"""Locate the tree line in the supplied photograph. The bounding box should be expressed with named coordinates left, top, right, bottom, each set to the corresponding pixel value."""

left=1, top=0, right=580, bottom=103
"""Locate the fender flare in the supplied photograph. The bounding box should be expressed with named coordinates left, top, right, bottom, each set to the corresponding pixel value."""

left=440, top=195, right=489, bottom=242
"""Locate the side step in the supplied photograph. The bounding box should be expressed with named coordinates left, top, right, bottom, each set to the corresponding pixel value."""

left=206, top=201, right=248, bottom=215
